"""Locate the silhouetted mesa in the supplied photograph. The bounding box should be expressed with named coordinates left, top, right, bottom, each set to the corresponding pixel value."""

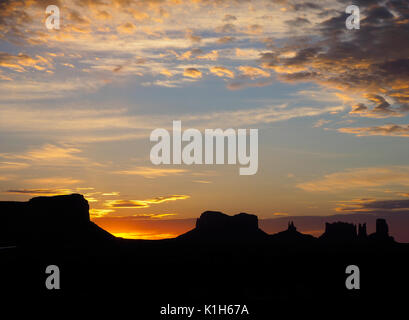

left=0, top=194, right=398, bottom=248
left=319, top=219, right=394, bottom=243
left=368, top=218, right=394, bottom=243
left=319, top=221, right=358, bottom=242
left=177, top=211, right=268, bottom=241
left=0, top=194, right=113, bottom=246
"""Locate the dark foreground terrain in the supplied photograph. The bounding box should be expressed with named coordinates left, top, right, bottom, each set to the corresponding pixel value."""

left=1, top=194, right=408, bottom=317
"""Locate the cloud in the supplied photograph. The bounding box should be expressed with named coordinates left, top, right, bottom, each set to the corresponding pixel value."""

left=272, top=212, right=289, bottom=216
left=237, top=66, right=270, bottom=79
left=23, top=177, right=82, bottom=186
left=313, top=119, right=332, bottom=128
left=0, top=161, right=30, bottom=170
left=144, top=195, right=190, bottom=204
left=223, top=14, right=237, bottom=22
left=217, top=36, right=235, bottom=44
left=117, top=22, right=137, bottom=34
left=0, top=103, right=343, bottom=148
left=297, top=166, right=409, bottom=192
left=104, top=195, right=190, bottom=209
left=197, top=50, right=218, bottom=61
left=0, top=78, right=104, bottom=101
left=209, top=66, right=235, bottom=78
left=336, top=198, right=409, bottom=214
left=96, top=10, right=112, bottom=21
left=0, top=52, right=51, bottom=72
left=127, top=213, right=177, bottom=219
left=183, top=68, right=202, bottom=78
left=184, top=104, right=344, bottom=127
left=104, top=200, right=150, bottom=209
left=244, top=24, right=263, bottom=35
left=3, top=188, right=74, bottom=196
left=260, top=0, right=409, bottom=118
left=6, top=0, right=399, bottom=104
left=289, top=2, right=321, bottom=12
left=397, top=192, right=409, bottom=198
left=338, top=124, right=409, bottom=137
left=349, top=95, right=403, bottom=118
left=90, top=208, right=116, bottom=218
left=68, top=9, right=91, bottom=26
left=235, top=48, right=262, bottom=60
left=2, top=0, right=330, bottom=96
left=285, top=17, right=311, bottom=27
left=185, top=29, right=201, bottom=43
left=115, top=167, right=189, bottom=178
left=226, top=79, right=273, bottom=90
left=101, top=192, right=120, bottom=196
left=0, top=144, right=89, bottom=168
left=215, top=23, right=237, bottom=34
left=0, top=106, right=145, bottom=133
left=160, top=69, right=173, bottom=77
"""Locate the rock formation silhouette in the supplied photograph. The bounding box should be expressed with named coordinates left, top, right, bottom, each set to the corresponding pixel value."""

left=269, top=220, right=316, bottom=243
left=177, top=211, right=268, bottom=241
left=358, top=223, right=367, bottom=240
left=0, top=193, right=407, bottom=313
left=319, top=221, right=358, bottom=242
left=0, top=194, right=398, bottom=246
left=317, top=219, right=395, bottom=243
left=368, top=218, right=394, bottom=242
left=0, top=194, right=113, bottom=247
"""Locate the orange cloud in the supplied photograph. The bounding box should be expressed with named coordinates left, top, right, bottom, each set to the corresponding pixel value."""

left=105, top=200, right=149, bottom=209
left=183, top=68, right=202, bottom=78
left=197, top=50, right=218, bottom=61
left=338, top=124, right=409, bottom=137
left=3, top=188, right=74, bottom=196
left=101, top=192, right=120, bottom=196
left=115, top=167, right=189, bottom=178
left=96, top=10, right=112, bottom=21
left=0, top=144, right=84, bottom=163
left=237, top=66, right=270, bottom=79
left=0, top=161, right=30, bottom=169
left=104, top=195, right=190, bottom=209
left=90, top=208, right=115, bottom=218
left=272, top=212, right=289, bottom=216
left=209, top=66, right=235, bottom=78
left=0, top=52, right=51, bottom=72
left=24, top=177, right=82, bottom=186
left=117, top=22, right=137, bottom=34
left=129, top=213, right=177, bottom=219
left=129, top=8, right=149, bottom=21
left=160, top=69, right=173, bottom=77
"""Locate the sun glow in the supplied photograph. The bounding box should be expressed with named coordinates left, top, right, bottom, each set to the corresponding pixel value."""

left=112, top=232, right=178, bottom=240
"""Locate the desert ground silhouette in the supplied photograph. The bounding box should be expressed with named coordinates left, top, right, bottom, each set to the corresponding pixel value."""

left=1, top=194, right=408, bottom=316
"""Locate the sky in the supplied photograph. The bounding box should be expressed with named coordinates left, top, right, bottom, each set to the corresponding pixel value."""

left=1, top=0, right=409, bottom=240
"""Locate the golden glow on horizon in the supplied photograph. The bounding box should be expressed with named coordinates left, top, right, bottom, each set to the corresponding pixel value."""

left=112, top=232, right=178, bottom=240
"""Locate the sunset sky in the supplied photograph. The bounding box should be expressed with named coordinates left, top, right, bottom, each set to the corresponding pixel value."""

left=1, top=0, right=409, bottom=240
